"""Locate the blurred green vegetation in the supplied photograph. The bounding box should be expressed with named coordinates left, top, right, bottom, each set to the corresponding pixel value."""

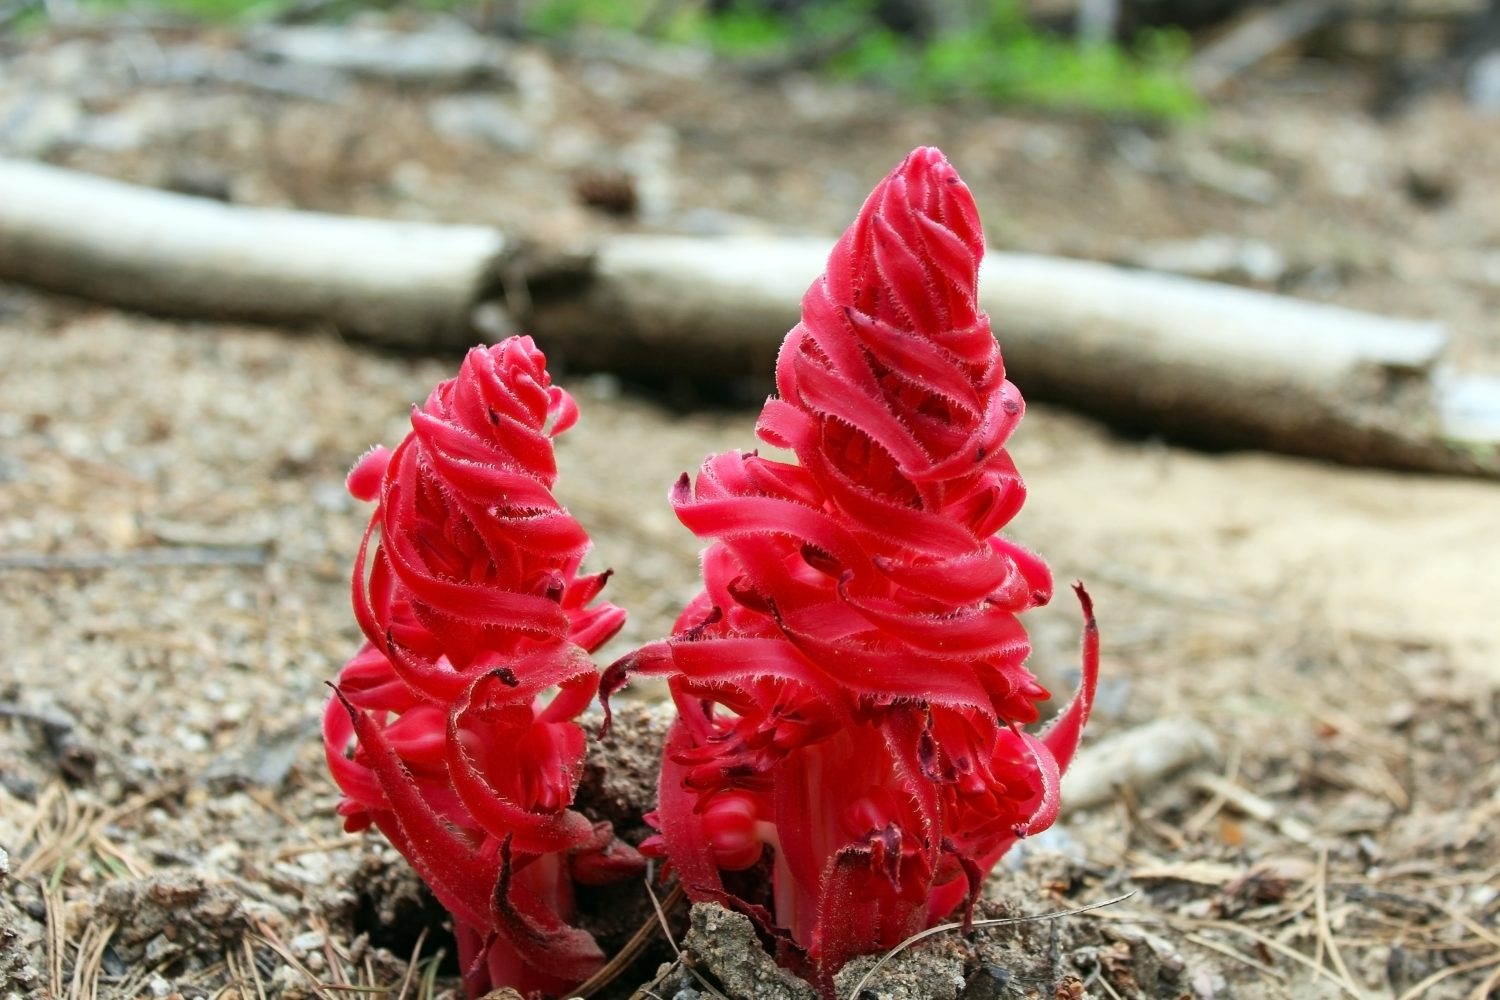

left=40, top=0, right=1202, bottom=120
left=531, top=0, right=1201, bottom=120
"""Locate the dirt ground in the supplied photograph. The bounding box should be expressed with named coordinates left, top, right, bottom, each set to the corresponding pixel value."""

left=1, top=13, right=1498, bottom=1000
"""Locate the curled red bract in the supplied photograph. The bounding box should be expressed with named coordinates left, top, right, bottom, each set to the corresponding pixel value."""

left=616, top=147, right=1099, bottom=994
left=324, top=338, right=639, bottom=998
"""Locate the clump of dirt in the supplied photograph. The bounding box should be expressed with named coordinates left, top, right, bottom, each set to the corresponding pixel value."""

left=342, top=847, right=453, bottom=969
left=834, top=935, right=967, bottom=1000
left=90, top=873, right=248, bottom=973
left=662, top=905, right=820, bottom=1000
left=657, top=866, right=1197, bottom=1000
left=0, top=854, right=45, bottom=998
left=576, top=702, right=672, bottom=844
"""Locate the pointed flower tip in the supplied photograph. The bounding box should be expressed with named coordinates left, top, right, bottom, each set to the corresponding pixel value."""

left=883, top=145, right=973, bottom=209
left=900, top=144, right=956, bottom=179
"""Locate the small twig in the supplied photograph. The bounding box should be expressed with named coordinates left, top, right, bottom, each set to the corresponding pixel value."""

left=1194, top=919, right=1364, bottom=998
left=43, top=883, right=65, bottom=998
left=91, top=831, right=148, bottom=879
left=846, top=892, right=1136, bottom=1000
left=572, top=882, right=684, bottom=998
left=244, top=938, right=270, bottom=1000
left=19, top=780, right=185, bottom=882
left=310, top=913, right=350, bottom=988
left=1468, top=959, right=1500, bottom=1000
left=1183, top=931, right=1288, bottom=982
left=1394, top=954, right=1500, bottom=1000
left=393, top=926, right=427, bottom=1000
left=274, top=837, right=362, bottom=861
left=224, top=946, right=247, bottom=1000
left=1443, top=904, right=1500, bottom=952
left=252, top=922, right=340, bottom=1000
left=1088, top=964, right=1127, bottom=1000
left=1183, top=744, right=1242, bottom=835
left=417, top=948, right=443, bottom=1000
left=17, top=785, right=95, bottom=882
left=642, top=868, right=726, bottom=1000
left=67, top=919, right=116, bottom=1000
left=1314, top=846, right=1364, bottom=999
left=1191, top=772, right=1318, bottom=845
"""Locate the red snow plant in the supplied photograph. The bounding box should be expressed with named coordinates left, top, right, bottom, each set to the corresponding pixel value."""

left=324, top=147, right=1099, bottom=1000
left=324, top=338, right=642, bottom=998
left=609, top=147, right=1099, bottom=993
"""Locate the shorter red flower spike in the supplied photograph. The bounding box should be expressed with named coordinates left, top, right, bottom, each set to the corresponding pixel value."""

left=324, top=338, right=640, bottom=999
left=612, top=148, right=1099, bottom=996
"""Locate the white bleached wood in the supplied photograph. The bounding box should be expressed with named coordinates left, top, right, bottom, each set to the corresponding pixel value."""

left=0, top=157, right=505, bottom=347
left=2, top=160, right=1492, bottom=474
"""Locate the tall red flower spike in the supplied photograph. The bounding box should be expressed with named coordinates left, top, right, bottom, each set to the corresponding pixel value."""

left=324, top=337, right=641, bottom=999
left=609, top=148, right=1099, bottom=995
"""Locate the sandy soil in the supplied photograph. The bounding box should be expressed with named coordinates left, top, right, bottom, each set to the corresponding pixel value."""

left=1, top=13, right=1497, bottom=1000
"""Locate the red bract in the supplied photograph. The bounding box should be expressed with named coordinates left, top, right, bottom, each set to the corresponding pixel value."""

left=609, top=147, right=1099, bottom=994
left=324, top=338, right=640, bottom=998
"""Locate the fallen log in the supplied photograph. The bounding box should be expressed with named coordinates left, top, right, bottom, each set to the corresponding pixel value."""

left=0, top=157, right=505, bottom=347
left=530, top=233, right=1498, bottom=475
left=1, top=157, right=1495, bottom=475
left=1189, top=0, right=1343, bottom=95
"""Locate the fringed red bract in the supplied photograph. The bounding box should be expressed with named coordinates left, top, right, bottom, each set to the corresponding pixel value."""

left=323, top=337, right=640, bottom=998
left=613, top=147, right=1100, bottom=995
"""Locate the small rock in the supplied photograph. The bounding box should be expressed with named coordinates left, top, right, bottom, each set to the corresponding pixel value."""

left=428, top=94, right=535, bottom=154
left=250, top=24, right=513, bottom=87
left=572, top=167, right=637, bottom=216
left=0, top=91, right=83, bottom=157
left=144, top=933, right=180, bottom=963
left=94, top=873, right=247, bottom=966
left=1102, top=924, right=1187, bottom=994
left=69, top=113, right=147, bottom=152
left=1053, top=974, right=1086, bottom=1000
left=1177, top=146, right=1280, bottom=205
left=38, top=38, right=102, bottom=89
left=162, top=163, right=234, bottom=202
left=1402, top=166, right=1452, bottom=208
left=671, top=208, right=772, bottom=237
left=835, top=936, right=966, bottom=1000
left=619, top=123, right=678, bottom=222
left=313, top=480, right=353, bottom=513
left=289, top=930, right=326, bottom=956
left=1132, top=235, right=1286, bottom=287
left=1466, top=50, right=1500, bottom=115
left=962, top=963, right=1013, bottom=1000
left=1192, top=966, right=1226, bottom=999
left=0, top=876, right=43, bottom=994
left=677, top=904, right=819, bottom=1000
